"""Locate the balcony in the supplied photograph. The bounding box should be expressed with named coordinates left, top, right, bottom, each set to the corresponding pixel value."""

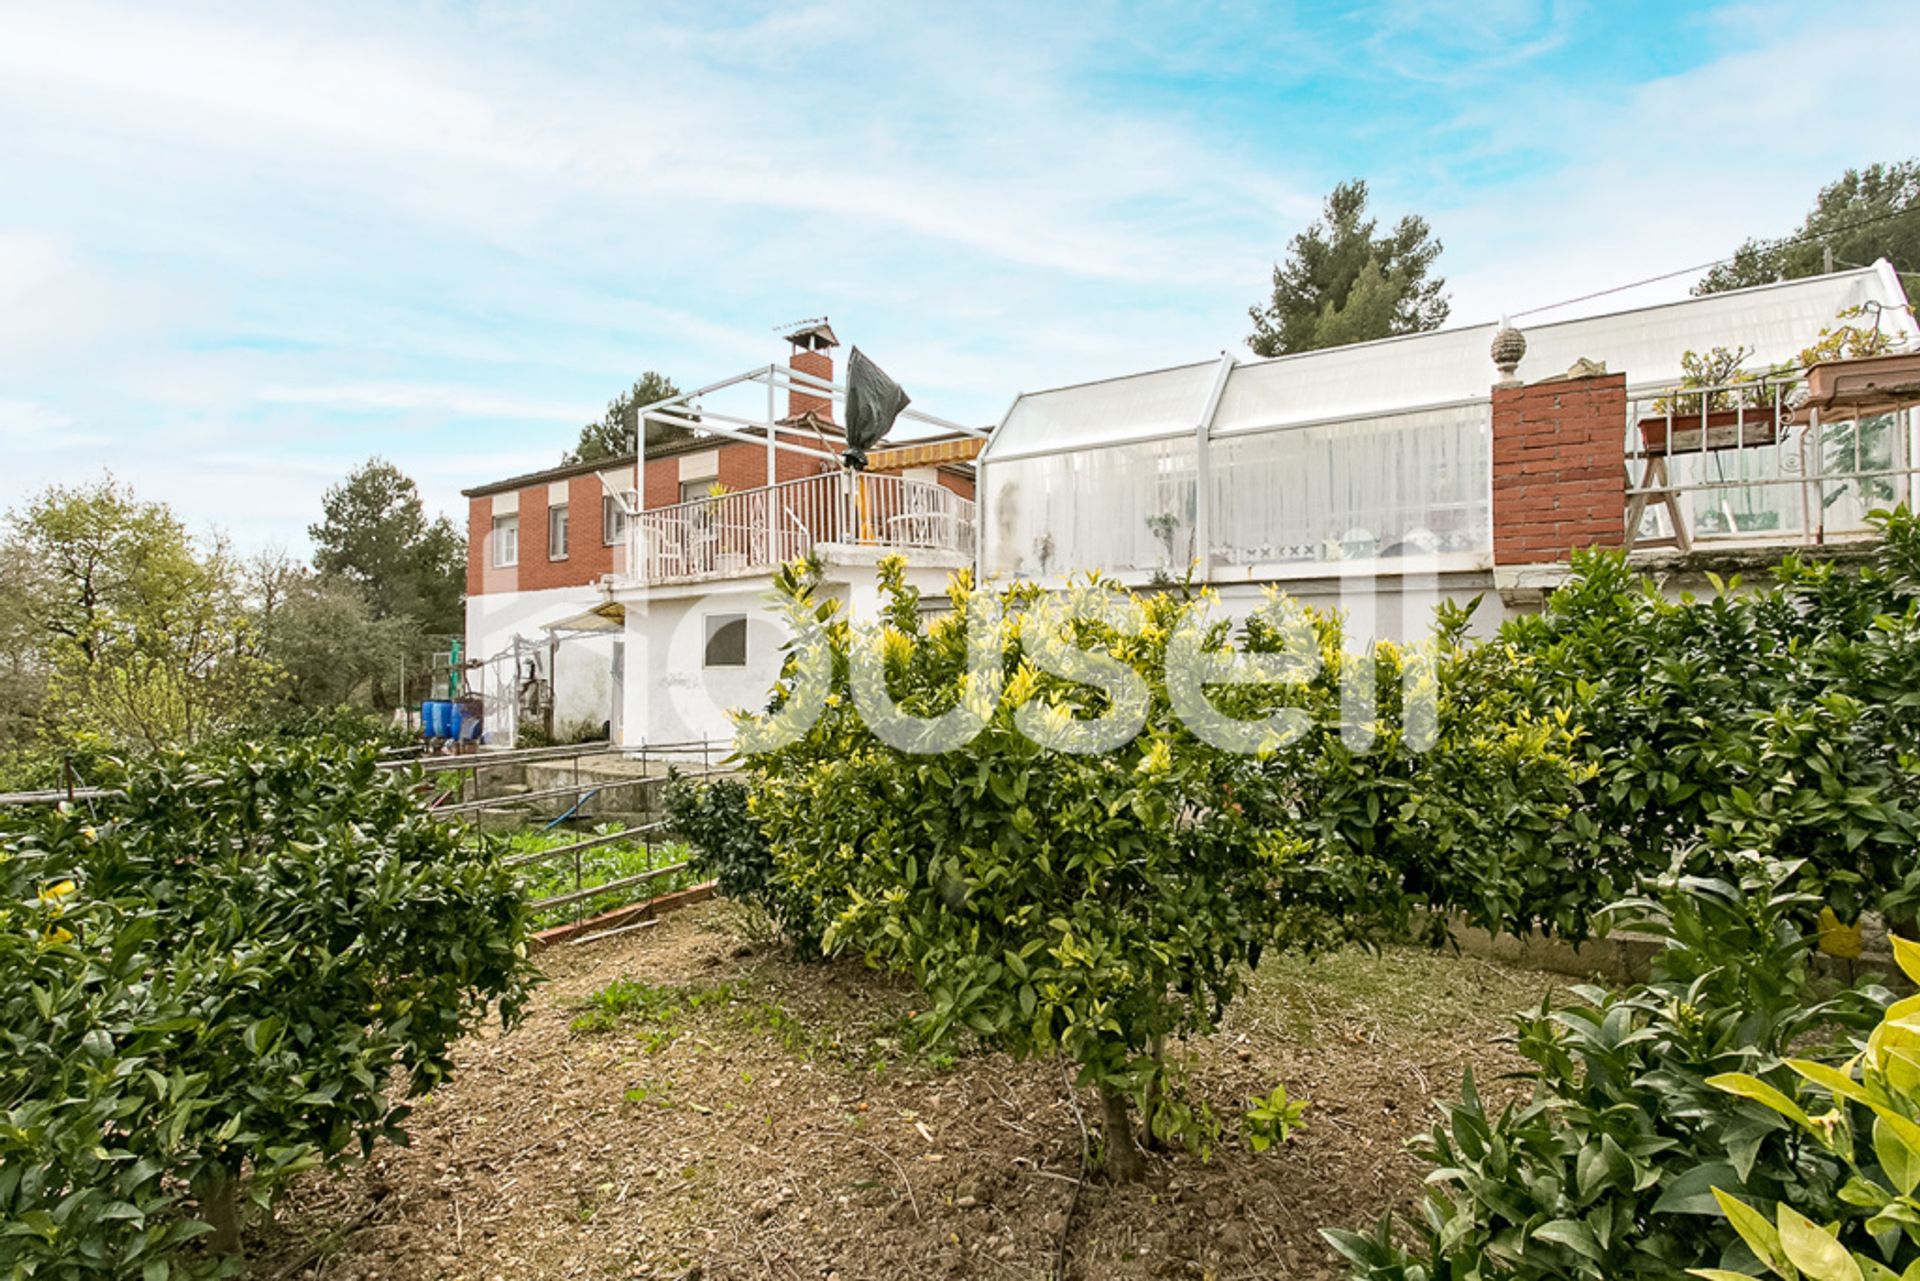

left=625, top=471, right=975, bottom=586
left=1624, top=375, right=1919, bottom=553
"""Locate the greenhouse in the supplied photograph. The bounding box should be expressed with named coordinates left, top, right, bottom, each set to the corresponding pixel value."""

left=977, top=262, right=1918, bottom=584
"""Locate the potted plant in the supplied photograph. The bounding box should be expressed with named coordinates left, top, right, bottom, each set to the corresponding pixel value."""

left=702, top=482, right=749, bottom=573
left=1639, top=346, right=1784, bottom=454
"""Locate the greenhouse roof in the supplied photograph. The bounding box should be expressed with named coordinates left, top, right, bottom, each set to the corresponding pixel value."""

left=982, top=261, right=1916, bottom=464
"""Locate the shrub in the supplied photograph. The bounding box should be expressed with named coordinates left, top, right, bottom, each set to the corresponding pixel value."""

left=661, top=773, right=788, bottom=936
left=736, top=560, right=1583, bottom=1177
left=0, top=737, right=535, bottom=1276
left=1691, top=933, right=1920, bottom=1276
left=1325, top=857, right=1887, bottom=1280
left=1487, top=507, right=1920, bottom=928
left=0, top=847, right=212, bottom=1277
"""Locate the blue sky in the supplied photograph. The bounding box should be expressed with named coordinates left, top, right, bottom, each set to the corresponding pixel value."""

left=2, top=0, right=1915, bottom=552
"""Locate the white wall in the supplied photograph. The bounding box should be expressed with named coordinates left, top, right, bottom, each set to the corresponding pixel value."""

left=1209, top=569, right=1515, bottom=645
left=616, top=555, right=972, bottom=751
left=464, top=585, right=621, bottom=744
left=619, top=583, right=811, bottom=749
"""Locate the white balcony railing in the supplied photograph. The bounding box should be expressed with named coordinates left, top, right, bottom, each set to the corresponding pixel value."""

left=1625, top=377, right=1919, bottom=552
left=628, top=471, right=975, bottom=584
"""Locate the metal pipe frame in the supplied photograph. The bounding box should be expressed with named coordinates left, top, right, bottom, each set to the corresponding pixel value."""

left=766, top=364, right=987, bottom=437
left=503, top=820, right=671, bottom=869
left=528, top=860, right=690, bottom=912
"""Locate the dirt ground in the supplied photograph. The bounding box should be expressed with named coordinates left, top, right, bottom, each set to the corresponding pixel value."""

left=255, top=902, right=1566, bottom=1281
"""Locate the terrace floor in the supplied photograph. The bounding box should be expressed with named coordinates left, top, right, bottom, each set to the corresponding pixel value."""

left=257, top=903, right=1566, bottom=1281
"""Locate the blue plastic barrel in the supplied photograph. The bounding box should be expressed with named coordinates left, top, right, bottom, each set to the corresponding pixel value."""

left=419, top=702, right=435, bottom=737
left=446, top=702, right=465, bottom=742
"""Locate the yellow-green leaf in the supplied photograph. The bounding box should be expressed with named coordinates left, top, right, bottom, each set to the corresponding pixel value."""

left=1892, top=935, right=1920, bottom=987
left=1708, top=1072, right=1818, bottom=1134
left=1777, top=1203, right=1862, bottom=1281
left=1875, top=1112, right=1920, bottom=1195
left=1712, top=1188, right=1792, bottom=1280
left=1789, top=1058, right=1869, bottom=1108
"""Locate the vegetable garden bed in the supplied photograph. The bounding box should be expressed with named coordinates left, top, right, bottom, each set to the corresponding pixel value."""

left=254, top=901, right=1562, bottom=1281
left=500, top=822, right=702, bottom=931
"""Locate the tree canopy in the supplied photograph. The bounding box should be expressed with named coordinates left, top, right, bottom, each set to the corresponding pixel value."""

left=308, top=458, right=464, bottom=635
left=1247, top=178, right=1449, bottom=357
left=2, top=477, right=274, bottom=757
left=1, top=463, right=463, bottom=788
left=564, top=371, right=690, bottom=464
left=1696, top=159, right=1920, bottom=295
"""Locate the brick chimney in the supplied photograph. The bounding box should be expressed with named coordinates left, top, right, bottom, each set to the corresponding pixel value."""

left=783, top=319, right=839, bottom=422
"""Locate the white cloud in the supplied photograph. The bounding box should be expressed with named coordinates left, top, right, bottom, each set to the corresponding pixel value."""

left=1426, top=0, right=1920, bottom=326
left=0, top=3, right=1292, bottom=286
left=0, top=398, right=101, bottom=450
left=1362, top=0, right=1582, bottom=86
left=257, top=383, right=595, bottom=422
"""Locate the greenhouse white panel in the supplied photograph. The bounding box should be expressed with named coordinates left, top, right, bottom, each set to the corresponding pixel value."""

left=1211, top=329, right=1491, bottom=435
left=986, top=360, right=1219, bottom=461
left=984, top=436, right=1198, bottom=577
left=1517, top=267, right=1915, bottom=390
left=1209, top=401, right=1492, bottom=570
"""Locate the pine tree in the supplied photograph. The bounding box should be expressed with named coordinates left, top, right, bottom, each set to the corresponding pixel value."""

left=564, top=371, right=687, bottom=464
left=1247, top=179, right=1449, bottom=357
left=1696, top=160, right=1920, bottom=295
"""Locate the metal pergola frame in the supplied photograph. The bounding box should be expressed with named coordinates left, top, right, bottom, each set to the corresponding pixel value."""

left=592, top=361, right=989, bottom=518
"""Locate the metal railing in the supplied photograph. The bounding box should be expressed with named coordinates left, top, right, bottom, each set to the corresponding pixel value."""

left=1625, top=377, right=1919, bottom=551
left=628, top=471, right=975, bottom=584
left=418, top=741, right=733, bottom=933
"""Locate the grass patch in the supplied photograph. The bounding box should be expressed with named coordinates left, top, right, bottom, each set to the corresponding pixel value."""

left=505, top=823, right=701, bottom=929
left=1240, top=943, right=1561, bottom=1045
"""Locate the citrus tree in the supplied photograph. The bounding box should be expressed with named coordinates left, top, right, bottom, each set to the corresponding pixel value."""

left=735, top=558, right=1583, bottom=1176
left=0, top=738, right=535, bottom=1276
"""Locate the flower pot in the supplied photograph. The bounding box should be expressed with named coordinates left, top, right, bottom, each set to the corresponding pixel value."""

left=1638, top=406, right=1782, bottom=455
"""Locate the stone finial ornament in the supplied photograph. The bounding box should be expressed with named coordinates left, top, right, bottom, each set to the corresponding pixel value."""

left=1491, top=319, right=1527, bottom=386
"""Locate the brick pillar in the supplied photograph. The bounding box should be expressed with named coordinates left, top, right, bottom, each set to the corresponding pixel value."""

left=1491, top=369, right=1627, bottom=564
left=789, top=347, right=833, bottom=420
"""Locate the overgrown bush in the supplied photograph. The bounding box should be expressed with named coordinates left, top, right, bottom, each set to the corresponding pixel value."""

left=0, top=737, right=535, bottom=1277
left=1326, top=857, right=1888, bottom=1280
left=1690, top=934, right=1920, bottom=1277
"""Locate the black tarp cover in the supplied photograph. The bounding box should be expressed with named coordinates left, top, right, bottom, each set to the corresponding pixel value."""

left=840, top=346, right=910, bottom=471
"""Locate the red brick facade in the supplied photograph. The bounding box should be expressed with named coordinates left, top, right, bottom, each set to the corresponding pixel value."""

left=465, top=494, right=490, bottom=596
left=468, top=468, right=634, bottom=595
left=466, top=434, right=957, bottom=596
left=1491, top=370, right=1627, bottom=564
left=789, top=349, right=833, bottom=420
left=641, top=457, right=680, bottom=512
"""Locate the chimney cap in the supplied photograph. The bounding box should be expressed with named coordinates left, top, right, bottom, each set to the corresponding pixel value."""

left=782, top=317, right=840, bottom=351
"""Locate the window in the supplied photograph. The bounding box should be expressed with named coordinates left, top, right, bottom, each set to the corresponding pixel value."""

left=703, top=613, right=747, bottom=668
left=602, top=492, right=633, bottom=545
left=548, top=503, right=569, bottom=559
left=491, top=514, right=519, bottom=567
left=680, top=479, right=712, bottom=505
